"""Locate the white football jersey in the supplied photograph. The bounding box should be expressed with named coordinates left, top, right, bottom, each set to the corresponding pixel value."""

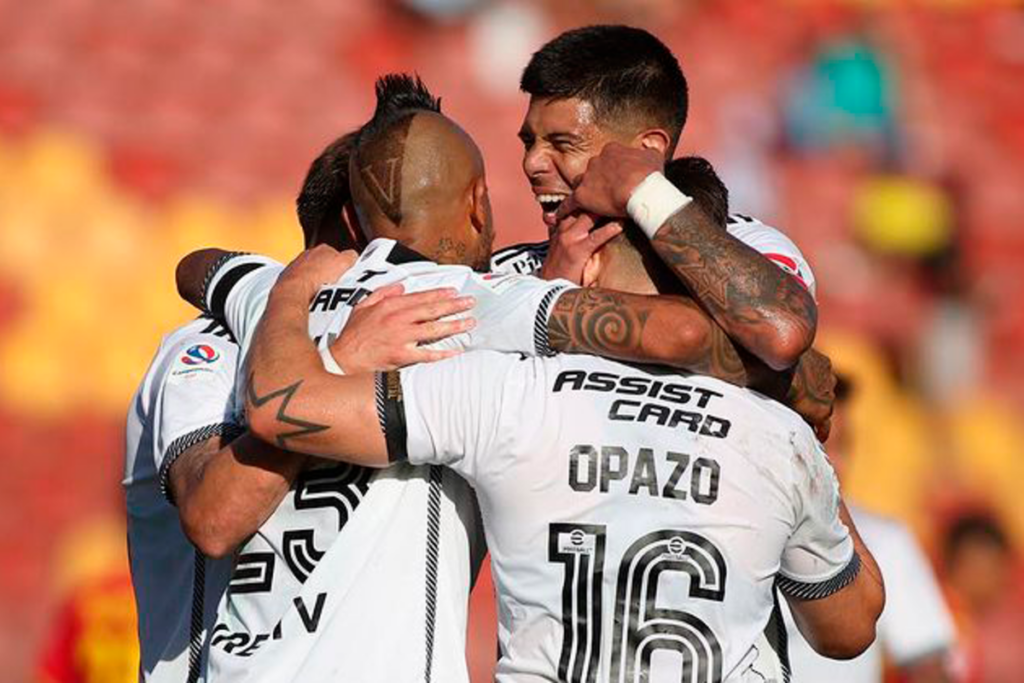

left=124, top=315, right=242, bottom=683
left=785, top=507, right=956, bottom=682
left=382, top=352, right=858, bottom=683
left=490, top=213, right=817, bottom=299
left=198, top=239, right=575, bottom=683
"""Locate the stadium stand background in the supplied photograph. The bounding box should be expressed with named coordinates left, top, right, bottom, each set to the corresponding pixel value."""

left=3, top=0, right=1024, bottom=681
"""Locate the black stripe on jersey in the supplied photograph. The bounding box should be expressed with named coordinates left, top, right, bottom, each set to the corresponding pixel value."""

left=375, top=372, right=409, bottom=463
left=777, top=551, right=861, bottom=600
left=386, top=241, right=431, bottom=265
left=160, top=422, right=244, bottom=505
left=186, top=550, right=206, bottom=683
left=197, top=315, right=237, bottom=343
left=208, top=261, right=263, bottom=319
left=199, top=251, right=249, bottom=313
left=763, top=585, right=791, bottom=683
left=491, top=240, right=549, bottom=266
left=726, top=213, right=755, bottom=225
left=533, top=286, right=568, bottom=357
left=423, top=466, right=443, bottom=683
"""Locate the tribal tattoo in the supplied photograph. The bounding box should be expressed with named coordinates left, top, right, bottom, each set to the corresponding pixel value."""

left=651, top=203, right=818, bottom=366
left=547, top=289, right=756, bottom=389
left=246, top=370, right=330, bottom=450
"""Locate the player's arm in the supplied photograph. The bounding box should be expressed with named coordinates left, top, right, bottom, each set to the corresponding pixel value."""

left=557, top=144, right=817, bottom=371
left=785, top=501, right=885, bottom=658
left=152, top=330, right=307, bottom=559
left=778, top=438, right=885, bottom=658
left=168, top=431, right=305, bottom=559
left=242, top=246, right=473, bottom=462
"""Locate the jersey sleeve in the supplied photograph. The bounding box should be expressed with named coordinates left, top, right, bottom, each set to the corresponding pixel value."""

left=374, top=351, right=524, bottom=483
left=202, top=253, right=284, bottom=355
left=777, top=435, right=858, bottom=599
left=726, top=217, right=817, bottom=299
left=876, top=523, right=956, bottom=663
left=460, top=272, right=577, bottom=357
left=152, top=334, right=243, bottom=504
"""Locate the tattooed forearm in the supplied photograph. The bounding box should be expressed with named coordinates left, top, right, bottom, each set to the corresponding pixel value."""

left=548, top=288, right=648, bottom=357
left=548, top=288, right=767, bottom=390
left=246, top=370, right=330, bottom=450
left=650, top=202, right=818, bottom=369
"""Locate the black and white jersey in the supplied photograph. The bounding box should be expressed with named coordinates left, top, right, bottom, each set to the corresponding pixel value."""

left=124, top=315, right=241, bottom=683
left=380, top=352, right=857, bottom=683
left=198, top=239, right=574, bottom=683
left=490, top=215, right=817, bottom=299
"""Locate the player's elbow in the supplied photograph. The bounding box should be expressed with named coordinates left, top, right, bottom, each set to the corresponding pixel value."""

left=179, top=507, right=239, bottom=559
left=759, top=320, right=814, bottom=371
left=811, top=619, right=879, bottom=660
left=176, top=248, right=221, bottom=309
left=245, top=404, right=278, bottom=449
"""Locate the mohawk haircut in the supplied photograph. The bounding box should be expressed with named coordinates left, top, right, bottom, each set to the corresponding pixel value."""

left=664, top=156, right=729, bottom=229
left=296, top=130, right=360, bottom=248
left=353, top=73, right=442, bottom=225
left=521, top=25, right=688, bottom=152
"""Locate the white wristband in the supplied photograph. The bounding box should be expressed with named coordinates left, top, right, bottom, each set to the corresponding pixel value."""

left=626, top=171, right=693, bottom=239
left=320, top=342, right=346, bottom=376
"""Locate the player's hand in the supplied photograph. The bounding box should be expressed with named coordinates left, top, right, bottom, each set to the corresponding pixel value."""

left=787, top=348, right=837, bottom=442
left=555, top=143, right=663, bottom=221
left=276, top=245, right=359, bottom=302
left=540, top=214, right=622, bottom=284
left=329, top=284, right=477, bottom=374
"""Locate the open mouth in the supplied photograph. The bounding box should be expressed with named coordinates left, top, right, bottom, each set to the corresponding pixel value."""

left=536, top=193, right=568, bottom=218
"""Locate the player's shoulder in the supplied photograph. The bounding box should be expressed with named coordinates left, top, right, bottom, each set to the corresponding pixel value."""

left=490, top=240, right=548, bottom=275
left=147, top=316, right=240, bottom=383
left=726, top=213, right=816, bottom=295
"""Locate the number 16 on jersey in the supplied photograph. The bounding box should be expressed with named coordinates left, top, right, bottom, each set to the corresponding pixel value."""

left=549, top=523, right=728, bottom=683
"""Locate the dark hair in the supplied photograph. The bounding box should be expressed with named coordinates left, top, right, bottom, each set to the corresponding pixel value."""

left=352, top=74, right=442, bottom=225
left=296, top=130, right=361, bottom=248
left=358, top=73, right=441, bottom=144
left=944, top=513, right=1011, bottom=565
left=521, top=25, right=688, bottom=152
left=664, top=156, right=729, bottom=228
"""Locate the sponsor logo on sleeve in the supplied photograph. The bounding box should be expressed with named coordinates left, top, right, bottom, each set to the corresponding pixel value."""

left=181, top=344, right=220, bottom=365
left=170, top=343, right=225, bottom=382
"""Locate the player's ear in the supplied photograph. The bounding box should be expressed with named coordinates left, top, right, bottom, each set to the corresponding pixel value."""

left=634, top=128, right=672, bottom=158
left=469, top=176, right=489, bottom=236
left=581, top=248, right=604, bottom=288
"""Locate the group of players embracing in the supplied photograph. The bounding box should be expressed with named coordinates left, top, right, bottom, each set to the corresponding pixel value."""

left=125, top=24, right=885, bottom=683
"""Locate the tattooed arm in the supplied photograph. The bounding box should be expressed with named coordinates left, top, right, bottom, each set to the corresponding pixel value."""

left=557, top=144, right=817, bottom=371
left=243, top=246, right=476, bottom=460
left=547, top=288, right=835, bottom=439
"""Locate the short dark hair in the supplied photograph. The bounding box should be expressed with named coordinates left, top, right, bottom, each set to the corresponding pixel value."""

left=521, top=25, right=688, bottom=151
left=664, top=156, right=729, bottom=228
left=944, top=513, right=1011, bottom=565
left=352, top=73, right=442, bottom=225
left=296, top=130, right=361, bottom=248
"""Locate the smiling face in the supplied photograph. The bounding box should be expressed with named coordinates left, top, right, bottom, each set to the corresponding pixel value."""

left=518, top=96, right=631, bottom=231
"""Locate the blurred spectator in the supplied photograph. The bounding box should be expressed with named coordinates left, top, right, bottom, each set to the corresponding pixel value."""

left=785, top=376, right=957, bottom=683
left=783, top=30, right=898, bottom=160
left=942, top=513, right=1024, bottom=683
left=35, top=517, right=138, bottom=683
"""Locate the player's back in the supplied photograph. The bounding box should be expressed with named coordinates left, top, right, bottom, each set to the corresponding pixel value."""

left=396, top=352, right=855, bottom=683
left=124, top=315, right=240, bottom=682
